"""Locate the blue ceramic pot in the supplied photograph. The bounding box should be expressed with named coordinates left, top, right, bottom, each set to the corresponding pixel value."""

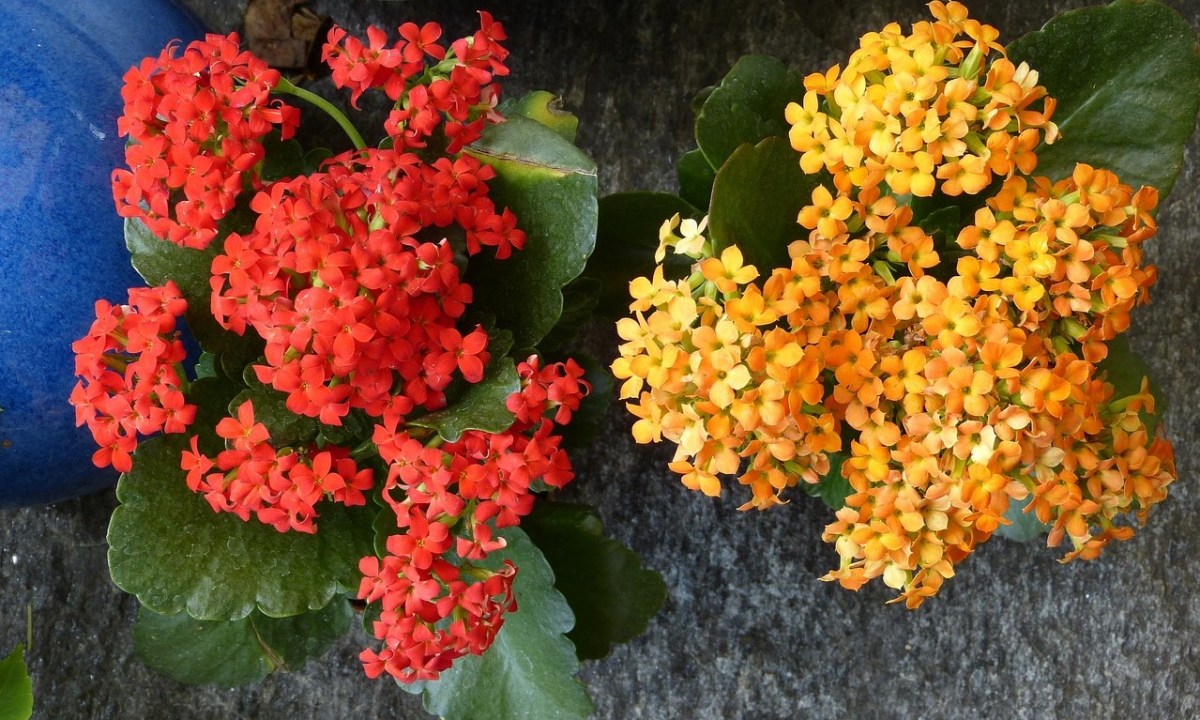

left=0, top=1, right=206, bottom=506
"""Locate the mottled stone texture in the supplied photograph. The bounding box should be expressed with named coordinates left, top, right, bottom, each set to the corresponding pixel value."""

left=4, top=1, right=1200, bottom=717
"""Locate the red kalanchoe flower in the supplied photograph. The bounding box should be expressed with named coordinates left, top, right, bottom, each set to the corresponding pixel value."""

left=357, top=361, right=589, bottom=683
left=182, top=399, right=374, bottom=533
left=323, top=12, right=510, bottom=152
left=112, top=33, right=300, bottom=250
left=70, top=282, right=195, bottom=472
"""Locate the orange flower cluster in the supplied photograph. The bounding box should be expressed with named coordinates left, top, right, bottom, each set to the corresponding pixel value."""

left=614, top=2, right=1175, bottom=607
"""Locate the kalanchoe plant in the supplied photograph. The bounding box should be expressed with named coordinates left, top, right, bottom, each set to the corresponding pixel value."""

left=598, top=0, right=1200, bottom=607
left=72, top=13, right=664, bottom=718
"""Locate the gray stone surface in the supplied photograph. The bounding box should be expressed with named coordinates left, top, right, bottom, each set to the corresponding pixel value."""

left=3, top=0, right=1199, bottom=717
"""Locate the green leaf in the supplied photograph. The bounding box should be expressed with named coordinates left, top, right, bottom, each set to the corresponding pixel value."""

left=108, top=379, right=377, bottom=620
left=317, top=408, right=375, bottom=448
left=125, top=216, right=264, bottom=373
left=260, top=132, right=306, bottom=182
left=303, top=147, right=335, bottom=175
left=411, top=528, right=593, bottom=720
left=916, top=205, right=962, bottom=247
left=0, top=645, right=33, bottom=720
left=695, top=55, right=806, bottom=170
left=1097, top=334, right=1165, bottom=436
left=995, top=494, right=1051, bottom=543
left=464, top=115, right=599, bottom=348
left=708, top=137, right=820, bottom=271
left=504, top=91, right=580, bottom=144
left=408, top=357, right=520, bottom=443
left=587, top=192, right=700, bottom=317
left=523, top=502, right=665, bottom=661
left=1007, top=0, right=1200, bottom=199
left=132, top=599, right=352, bottom=686
left=536, top=277, right=602, bottom=354
left=677, top=148, right=717, bottom=210
left=800, top=452, right=853, bottom=511
left=228, top=387, right=319, bottom=448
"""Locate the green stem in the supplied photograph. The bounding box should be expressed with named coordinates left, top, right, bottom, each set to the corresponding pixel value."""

left=275, top=77, right=366, bottom=151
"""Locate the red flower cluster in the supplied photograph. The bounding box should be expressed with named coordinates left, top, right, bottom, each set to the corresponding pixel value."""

left=112, top=34, right=300, bottom=250
left=70, top=282, right=195, bottom=472
left=210, top=148, right=524, bottom=427
left=323, top=12, right=510, bottom=151
left=180, top=401, right=373, bottom=533
left=359, top=357, right=588, bottom=682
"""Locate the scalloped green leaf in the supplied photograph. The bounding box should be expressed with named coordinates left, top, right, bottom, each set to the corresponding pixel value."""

left=586, top=191, right=700, bottom=317
left=695, top=55, right=806, bottom=170
left=504, top=91, right=580, bottom=144
left=410, top=528, right=593, bottom=720
left=1008, top=0, right=1200, bottom=199
left=408, top=357, right=519, bottom=443
left=464, top=115, right=598, bottom=348
left=523, top=502, right=665, bottom=661
left=133, top=598, right=352, bottom=686
left=125, top=216, right=264, bottom=372
left=0, top=645, right=33, bottom=720
left=108, top=378, right=377, bottom=620
left=708, top=137, right=820, bottom=271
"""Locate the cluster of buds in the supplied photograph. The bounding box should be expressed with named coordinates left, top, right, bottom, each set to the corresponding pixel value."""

left=70, top=282, right=195, bottom=472
left=616, top=2, right=1175, bottom=607
left=360, top=357, right=588, bottom=682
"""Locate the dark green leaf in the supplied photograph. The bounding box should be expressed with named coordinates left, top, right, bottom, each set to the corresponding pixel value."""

left=995, top=494, right=1051, bottom=543
left=408, top=357, right=520, bottom=443
left=537, top=277, right=602, bottom=354
left=194, top=352, right=218, bottom=380
left=411, top=528, right=593, bottom=720
left=800, top=452, right=852, bottom=511
left=260, top=133, right=306, bottom=182
left=229, top=387, right=319, bottom=448
left=125, top=216, right=264, bottom=374
left=677, top=149, right=717, bottom=210
left=303, top=147, right=335, bottom=175
left=465, top=115, right=599, bottom=348
left=1097, top=334, right=1165, bottom=436
left=132, top=599, right=352, bottom=686
left=504, top=91, right=580, bottom=144
left=708, top=137, right=819, bottom=270
left=916, top=206, right=962, bottom=247
left=109, top=380, right=377, bottom=620
left=695, top=55, right=806, bottom=169
left=1008, top=0, right=1200, bottom=199
left=317, top=408, right=375, bottom=448
left=0, top=645, right=33, bottom=720
left=523, top=502, right=665, bottom=661
left=587, top=192, right=700, bottom=317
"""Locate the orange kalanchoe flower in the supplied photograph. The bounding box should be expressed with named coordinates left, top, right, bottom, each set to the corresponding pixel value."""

left=615, top=1, right=1175, bottom=607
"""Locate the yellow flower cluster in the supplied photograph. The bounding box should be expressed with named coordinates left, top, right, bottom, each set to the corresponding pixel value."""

left=613, top=2, right=1175, bottom=607
left=788, top=0, right=1058, bottom=199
